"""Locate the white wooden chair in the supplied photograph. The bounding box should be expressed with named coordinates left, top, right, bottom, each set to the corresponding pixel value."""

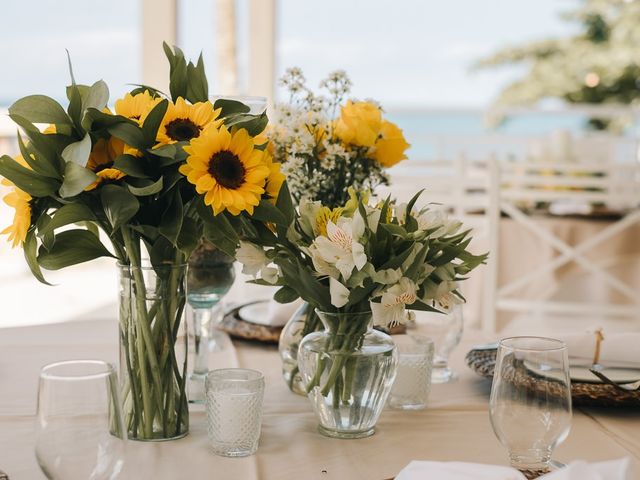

left=483, top=157, right=640, bottom=333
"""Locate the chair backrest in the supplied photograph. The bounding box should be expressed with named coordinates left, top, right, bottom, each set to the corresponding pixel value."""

left=483, top=157, right=640, bottom=333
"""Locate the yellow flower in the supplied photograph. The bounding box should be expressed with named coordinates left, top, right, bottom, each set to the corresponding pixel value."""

left=370, top=120, right=410, bottom=167
left=315, top=206, right=344, bottom=236
left=334, top=101, right=382, bottom=148
left=1, top=155, right=32, bottom=248
left=43, top=124, right=57, bottom=134
left=343, top=187, right=370, bottom=214
left=263, top=152, right=285, bottom=204
left=115, top=90, right=162, bottom=124
left=157, top=97, right=222, bottom=145
left=85, top=137, right=127, bottom=191
left=179, top=126, right=270, bottom=215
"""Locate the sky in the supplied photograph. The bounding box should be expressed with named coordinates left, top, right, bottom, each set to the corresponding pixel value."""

left=0, top=0, right=579, bottom=109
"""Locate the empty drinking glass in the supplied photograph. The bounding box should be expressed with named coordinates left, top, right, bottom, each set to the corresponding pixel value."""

left=35, top=360, right=126, bottom=480
left=416, top=304, right=463, bottom=383
left=388, top=335, right=434, bottom=410
left=490, top=337, right=572, bottom=473
left=205, top=368, right=265, bottom=457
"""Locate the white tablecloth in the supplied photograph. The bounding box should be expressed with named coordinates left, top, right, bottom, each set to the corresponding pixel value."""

left=1, top=313, right=639, bottom=479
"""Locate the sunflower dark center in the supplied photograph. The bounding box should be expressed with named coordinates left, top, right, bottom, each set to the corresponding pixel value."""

left=165, top=118, right=202, bottom=141
left=208, top=151, right=246, bottom=189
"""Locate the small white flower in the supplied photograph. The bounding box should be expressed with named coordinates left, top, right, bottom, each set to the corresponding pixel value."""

left=329, top=277, right=350, bottom=308
left=416, top=210, right=461, bottom=238
left=313, top=213, right=367, bottom=280
left=235, top=241, right=278, bottom=283
left=371, top=277, right=418, bottom=327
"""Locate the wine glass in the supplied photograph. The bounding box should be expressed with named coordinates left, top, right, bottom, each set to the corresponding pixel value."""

left=490, top=336, right=572, bottom=474
left=415, top=304, right=463, bottom=383
left=35, top=360, right=126, bottom=480
left=187, top=246, right=236, bottom=403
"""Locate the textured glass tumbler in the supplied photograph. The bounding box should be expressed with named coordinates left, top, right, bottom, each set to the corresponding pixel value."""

left=388, top=335, right=434, bottom=410
left=416, top=305, right=463, bottom=383
left=205, top=368, right=265, bottom=457
left=490, top=337, right=572, bottom=473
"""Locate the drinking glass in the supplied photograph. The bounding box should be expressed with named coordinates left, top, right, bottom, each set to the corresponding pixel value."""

left=205, top=368, right=265, bottom=457
left=187, top=256, right=235, bottom=403
left=490, top=337, right=572, bottom=473
left=388, top=335, right=434, bottom=410
left=416, top=304, right=463, bottom=383
left=35, top=360, right=126, bottom=480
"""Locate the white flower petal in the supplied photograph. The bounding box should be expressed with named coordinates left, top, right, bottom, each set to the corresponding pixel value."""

left=329, top=277, right=350, bottom=308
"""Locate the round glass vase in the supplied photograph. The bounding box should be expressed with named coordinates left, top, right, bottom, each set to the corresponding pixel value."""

left=297, top=310, right=398, bottom=439
left=278, top=302, right=322, bottom=395
left=118, top=262, right=189, bottom=441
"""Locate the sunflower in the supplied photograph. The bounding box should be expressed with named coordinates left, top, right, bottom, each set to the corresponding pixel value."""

left=115, top=90, right=162, bottom=124
left=179, top=126, right=270, bottom=215
left=370, top=120, right=409, bottom=167
left=1, top=155, right=32, bottom=247
left=263, top=152, right=285, bottom=204
left=85, top=137, right=127, bottom=191
left=157, top=97, right=221, bottom=145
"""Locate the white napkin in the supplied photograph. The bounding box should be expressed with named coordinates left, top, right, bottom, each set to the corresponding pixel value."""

left=264, top=298, right=304, bottom=327
left=395, top=459, right=634, bottom=480
left=558, top=332, right=640, bottom=368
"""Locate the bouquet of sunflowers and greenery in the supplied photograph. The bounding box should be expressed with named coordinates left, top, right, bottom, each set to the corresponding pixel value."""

left=268, top=68, right=410, bottom=208
left=0, top=43, right=289, bottom=441
left=236, top=190, right=487, bottom=399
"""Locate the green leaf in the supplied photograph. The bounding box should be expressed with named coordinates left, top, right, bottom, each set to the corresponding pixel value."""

left=127, top=177, right=163, bottom=196
left=66, top=84, right=90, bottom=102
left=82, top=80, right=109, bottom=112
left=82, top=108, right=135, bottom=132
left=405, top=189, right=425, bottom=222
left=405, top=242, right=430, bottom=279
left=61, top=133, right=92, bottom=166
left=185, top=54, right=209, bottom=103
left=252, top=200, right=288, bottom=226
left=100, top=184, right=140, bottom=231
left=36, top=213, right=55, bottom=251
left=147, top=144, right=176, bottom=159
left=128, top=84, right=168, bottom=98
left=379, top=242, right=415, bottom=270
left=199, top=201, right=240, bottom=257
left=176, top=216, right=201, bottom=256
left=9, top=95, right=72, bottom=125
left=164, top=43, right=188, bottom=101
left=276, top=181, right=295, bottom=223
left=0, top=155, right=60, bottom=197
left=17, top=132, right=60, bottom=179
left=24, top=229, right=52, bottom=285
left=38, top=229, right=114, bottom=270
left=158, top=190, right=183, bottom=244
left=108, top=122, right=147, bottom=150
left=112, top=154, right=147, bottom=178
left=141, top=99, right=168, bottom=145
left=67, top=84, right=83, bottom=129
left=214, top=99, right=251, bottom=117
left=408, top=298, right=442, bottom=313
left=274, top=285, right=299, bottom=304
left=59, top=162, right=97, bottom=198
left=224, top=112, right=268, bottom=136
left=39, top=203, right=97, bottom=237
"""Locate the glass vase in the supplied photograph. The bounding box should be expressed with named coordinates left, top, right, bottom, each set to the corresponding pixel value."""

left=118, top=262, right=189, bottom=441
left=297, top=310, right=398, bottom=439
left=278, top=302, right=322, bottom=395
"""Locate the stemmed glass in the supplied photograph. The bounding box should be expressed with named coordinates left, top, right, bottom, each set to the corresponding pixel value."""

left=35, top=360, right=126, bottom=480
left=490, top=336, right=572, bottom=475
left=187, top=248, right=236, bottom=403
left=416, top=304, right=463, bottom=383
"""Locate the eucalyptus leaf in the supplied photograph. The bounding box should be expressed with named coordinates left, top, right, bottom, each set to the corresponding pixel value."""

left=0, top=155, right=60, bottom=197
left=17, top=132, right=60, bottom=179
left=61, top=133, right=91, bottom=166
left=108, top=122, right=147, bottom=150
left=59, top=162, right=97, bottom=198
left=9, top=95, right=72, bottom=125
left=127, top=177, right=163, bottom=196
left=38, top=229, right=114, bottom=270
left=100, top=184, right=140, bottom=231
left=141, top=99, right=168, bottom=145
left=213, top=99, right=250, bottom=117
left=252, top=200, right=288, bottom=226
left=82, top=80, right=110, bottom=112
left=24, top=229, right=52, bottom=285
left=39, top=203, right=97, bottom=237
left=158, top=190, right=183, bottom=244
left=274, top=285, right=299, bottom=304
left=112, top=154, right=147, bottom=178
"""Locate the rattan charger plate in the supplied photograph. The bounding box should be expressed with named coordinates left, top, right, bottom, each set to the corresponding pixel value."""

left=219, top=302, right=282, bottom=344
left=466, top=347, right=640, bottom=408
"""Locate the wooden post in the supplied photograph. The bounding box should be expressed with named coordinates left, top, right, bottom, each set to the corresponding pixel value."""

left=216, top=0, right=239, bottom=95
left=142, top=0, right=177, bottom=93
left=248, top=0, right=276, bottom=104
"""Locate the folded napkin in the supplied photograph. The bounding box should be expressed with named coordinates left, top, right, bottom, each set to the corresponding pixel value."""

left=396, top=458, right=634, bottom=480
left=558, top=332, right=640, bottom=369
left=264, top=298, right=304, bottom=327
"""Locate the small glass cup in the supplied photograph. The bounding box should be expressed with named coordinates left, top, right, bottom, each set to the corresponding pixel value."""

left=490, top=336, right=572, bottom=474
left=416, top=305, right=463, bottom=383
left=388, top=335, right=434, bottom=410
left=205, top=368, right=265, bottom=457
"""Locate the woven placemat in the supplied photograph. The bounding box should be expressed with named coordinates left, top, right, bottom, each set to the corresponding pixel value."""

left=466, top=347, right=640, bottom=407
left=219, top=304, right=282, bottom=344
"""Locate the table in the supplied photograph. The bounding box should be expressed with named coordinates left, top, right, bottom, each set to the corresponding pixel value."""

left=1, top=316, right=639, bottom=479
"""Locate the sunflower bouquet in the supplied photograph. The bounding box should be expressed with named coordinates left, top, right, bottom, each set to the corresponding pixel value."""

left=237, top=191, right=487, bottom=401
left=268, top=68, right=410, bottom=208
left=0, top=44, right=288, bottom=440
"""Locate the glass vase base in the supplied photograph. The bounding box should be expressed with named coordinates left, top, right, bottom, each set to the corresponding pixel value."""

left=283, top=371, right=306, bottom=396
left=317, top=425, right=375, bottom=439
left=129, top=431, right=189, bottom=442
left=431, top=366, right=457, bottom=384
left=188, top=373, right=206, bottom=404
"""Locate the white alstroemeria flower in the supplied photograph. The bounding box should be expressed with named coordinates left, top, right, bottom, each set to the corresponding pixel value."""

left=422, top=279, right=459, bottom=304
left=417, top=210, right=461, bottom=238
left=313, top=213, right=367, bottom=280
left=372, top=268, right=403, bottom=285
left=329, top=277, right=350, bottom=308
left=371, top=277, right=418, bottom=327
left=395, top=203, right=408, bottom=223
left=363, top=204, right=381, bottom=232
left=437, top=291, right=463, bottom=312
left=308, top=244, right=340, bottom=279
left=298, top=198, right=322, bottom=237
left=235, top=241, right=278, bottom=284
